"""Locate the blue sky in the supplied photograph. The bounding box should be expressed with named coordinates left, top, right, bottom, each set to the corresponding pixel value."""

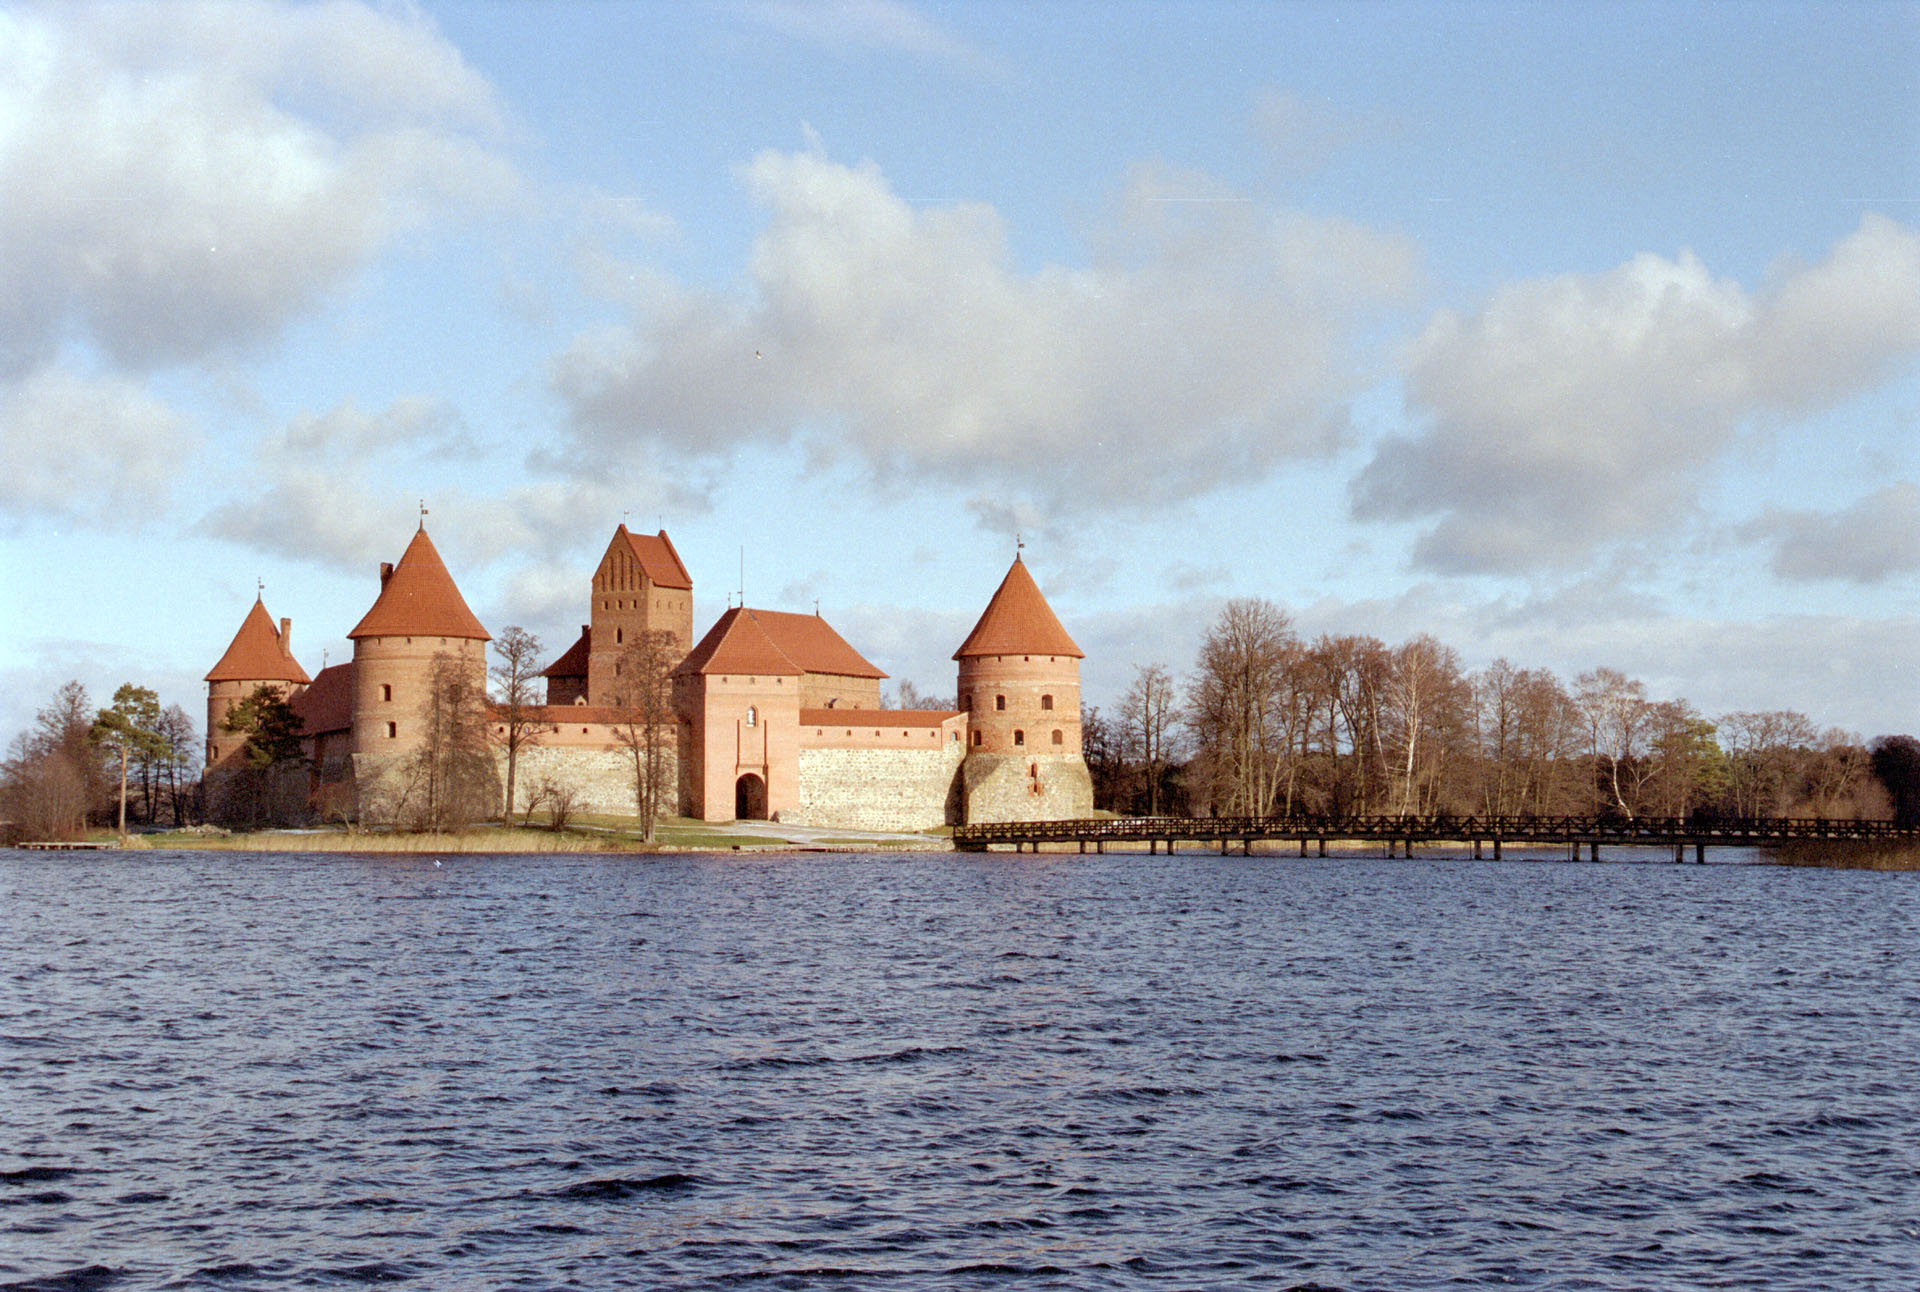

left=2, top=0, right=1917, bottom=746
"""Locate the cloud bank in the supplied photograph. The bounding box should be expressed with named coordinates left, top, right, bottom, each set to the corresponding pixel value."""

left=1354, top=214, right=1920, bottom=573
left=552, top=151, right=1417, bottom=509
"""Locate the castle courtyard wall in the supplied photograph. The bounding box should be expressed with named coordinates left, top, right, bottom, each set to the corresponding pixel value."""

left=795, top=743, right=965, bottom=832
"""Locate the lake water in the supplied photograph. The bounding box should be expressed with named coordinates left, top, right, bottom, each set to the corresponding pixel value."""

left=3, top=848, right=1918, bottom=1290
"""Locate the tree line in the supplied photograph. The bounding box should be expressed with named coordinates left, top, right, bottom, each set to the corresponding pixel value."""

left=2, top=682, right=202, bottom=842
left=1081, top=598, right=1920, bottom=825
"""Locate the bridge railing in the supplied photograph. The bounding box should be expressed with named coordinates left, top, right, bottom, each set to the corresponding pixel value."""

left=953, top=813, right=1915, bottom=847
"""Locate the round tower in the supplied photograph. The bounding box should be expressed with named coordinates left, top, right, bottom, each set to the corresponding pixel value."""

left=204, top=597, right=310, bottom=768
left=953, top=556, right=1094, bottom=822
left=346, top=523, right=492, bottom=762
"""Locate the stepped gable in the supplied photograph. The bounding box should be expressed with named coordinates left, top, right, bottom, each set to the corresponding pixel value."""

left=673, top=607, right=805, bottom=677
left=347, top=526, right=491, bottom=641
left=290, top=663, right=353, bottom=735
left=542, top=626, right=591, bottom=679
left=753, top=609, right=886, bottom=679
left=616, top=525, right=693, bottom=590
left=953, top=556, right=1083, bottom=660
left=206, top=599, right=311, bottom=684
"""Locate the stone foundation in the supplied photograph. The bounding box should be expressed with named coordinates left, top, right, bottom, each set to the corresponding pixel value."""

left=794, top=745, right=965, bottom=831
left=962, top=753, right=1094, bottom=824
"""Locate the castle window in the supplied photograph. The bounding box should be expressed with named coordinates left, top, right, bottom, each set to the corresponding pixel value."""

left=381, top=684, right=392, bottom=702
left=1013, top=729, right=1025, bottom=746
left=995, top=695, right=1006, bottom=711
left=972, top=730, right=983, bottom=747
left=616, top=627, right=624, bottom=644
left=745, top=706, right=757, bottom=727
left=951, top=731, right=959, bottom=742
left=1040, top=694, right=1053, bottom=711
left=1052, top=729, right=1064, bottom=745
left=386, top=721, right=397, bottom=739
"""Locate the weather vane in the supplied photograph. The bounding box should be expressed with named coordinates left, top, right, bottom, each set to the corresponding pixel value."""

left=419, top=499, right=429, bottom=529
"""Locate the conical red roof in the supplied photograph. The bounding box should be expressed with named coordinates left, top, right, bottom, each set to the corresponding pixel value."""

left=347, top=527, right=491, bottom=641
left=206, top=599, right=311, bottom=684
left=953, top=557, right=1083, bottom=659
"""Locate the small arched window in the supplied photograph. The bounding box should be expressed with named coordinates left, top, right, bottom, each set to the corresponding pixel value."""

left=616, top=627, right=624, bottom=644
left=972, top=730, right=983, bottom=747
left=1013, top=729, right=1025, bottom=747
left=1051, top=729, right=1064, bottom=745
left=1040, top=694, right=1053, bottom=711
left=385, top=721, right=398, bottom=739
left=745, top=706, right=757, bottom=727
left=380, top=684, right=392, bottom=702
left=995, top=695, right=1006, bottom=711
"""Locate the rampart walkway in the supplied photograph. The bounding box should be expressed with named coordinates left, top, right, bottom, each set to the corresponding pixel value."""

left=953, top=814, right=1918, bottom=861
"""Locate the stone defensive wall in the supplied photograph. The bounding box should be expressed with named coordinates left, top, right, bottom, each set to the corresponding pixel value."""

left=962, top=753, right=1094, bottom=824
left=503, top=744, right=678, bottom=818
left=795, top=743, right=966, bottom=832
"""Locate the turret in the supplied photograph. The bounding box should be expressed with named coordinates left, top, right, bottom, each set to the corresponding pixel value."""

left=346, top=523, right=491, bottom=758
left=953, top=556, right=1093, bottom=822
left=204, top=598, right=310, bottom=767
left=586, top=526, right=693, bottom=704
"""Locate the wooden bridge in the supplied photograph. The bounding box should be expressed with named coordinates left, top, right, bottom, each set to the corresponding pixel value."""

left=952, top=813, right=1918, bottom=862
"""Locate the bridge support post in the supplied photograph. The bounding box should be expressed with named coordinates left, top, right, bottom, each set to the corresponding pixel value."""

left=1219, top=839, right=1228, bottom=856
left=1096, top=841, right=1105, bottom=855
left=1674, top=843, right=1684, bottom=864
left=1696, top=842, right=1706, bottom=863
left=1149, top=839, right=1157, bottom=855
left=1078, top=840, right=1086, bottom=854
left=1493, top=839, right=1501, bottom=860
left=1589, top=841, right=1599, bottom=862
left=1318, top=838, right=1327, bottom=857
left=1473, top=839, right=1482, bottom=860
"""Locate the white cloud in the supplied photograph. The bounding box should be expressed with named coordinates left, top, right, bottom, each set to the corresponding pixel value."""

left=1354, top=215, right=1920, bottom=573
left=0, top=367, right=192, bottom=527
left=552, top=150, right=1416, bottom=508
left=1744, top=482, right=1920, bottom=584
left=0, top=1, right=515, bottom=375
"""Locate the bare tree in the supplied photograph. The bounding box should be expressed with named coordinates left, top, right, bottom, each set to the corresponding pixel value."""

left=1188, top=598, right=1299, bottom=816
left=155, top=705, right=198, bottom=827
left=398, top=654, right=498, bottom=832
left=1575, top=668, right=1654, bottom=818
left=614, top=631, right=678, bottom=843
left=1119, top=663, right=1180, bottom=816
left=1383, top=635, right=1465, bottom=816
left=1719, top=710, right=1819, bottom=817
left=490, top=625, right=554, bottom=823
left=891, top=679, right=956, bottom=710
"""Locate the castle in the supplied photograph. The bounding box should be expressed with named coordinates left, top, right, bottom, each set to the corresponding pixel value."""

left=204, top=521, right=1094, bottom=830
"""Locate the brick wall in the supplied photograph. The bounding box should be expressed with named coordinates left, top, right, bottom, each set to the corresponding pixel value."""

left=794, top=744, right=965, bottom=831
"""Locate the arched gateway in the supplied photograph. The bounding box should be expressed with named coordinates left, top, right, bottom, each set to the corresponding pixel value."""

left=735, top=773, right=768, bottom=821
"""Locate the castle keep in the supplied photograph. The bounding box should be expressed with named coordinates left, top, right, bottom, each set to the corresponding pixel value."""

left=204, top=522, right=1094, bottom=830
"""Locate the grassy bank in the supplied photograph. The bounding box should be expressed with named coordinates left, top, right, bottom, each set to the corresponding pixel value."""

left=1770, top=839, right=1920, bottom=871
left=111, top=816, right=950, bottom=855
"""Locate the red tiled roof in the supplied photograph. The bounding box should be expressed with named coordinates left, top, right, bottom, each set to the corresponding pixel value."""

left=347, top=527, right=491, bottom=641
left=953, top=557, right=1083, bottom=659
left=801, top=708, right=962, bottom=728
left=754, top=609, right=886, bottom=679
left=542, top=626, right=591, bottom=679
left=616, top=526, right=693, bottom=590
left=206, top=599, right=311, bottom=684
left=290, top=663, right=353, bottom=735
left=673, top=607, right=804, bottom=677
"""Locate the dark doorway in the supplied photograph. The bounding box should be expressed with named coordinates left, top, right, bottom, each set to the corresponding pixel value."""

left=735, top=773, right=767, bottom=820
